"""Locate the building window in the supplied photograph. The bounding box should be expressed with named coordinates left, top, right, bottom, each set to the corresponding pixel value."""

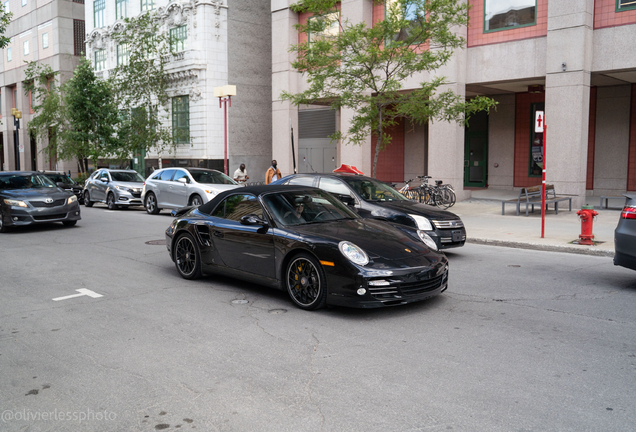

left=7, top=47, right=11, bottom=62
left=172, top=95, right=189, bottom=144
left=170, top=25, right=187, bottom=52
left=117, top=44, right=129, bottom=66
left=42, top=32, right=48, bottom=49
left=23, top=41, right=29, bottom=55
left=308, top=12, right=340, bottom=45
left=21, top=0, right=26, bottom=6
left=617, top=0, right=636, bottom=11
left=385, top=0, right=424, bottom=43
left=484, top=0, right=536, bottom=33
left=116, top=0, right=128, bottom=20
left=94, top=49, right=106, bottom=71
left=140, top=0, right=154, bottom=12
left=94, top=0, right=105, bottom=28
left=73, top=20, right=85, bottom=56
left=3, top=1, right=8, bottom=12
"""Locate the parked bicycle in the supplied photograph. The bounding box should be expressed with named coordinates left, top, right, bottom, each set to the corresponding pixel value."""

left=413, top=176, right=456, bottom=210
left=397, top=179, right=420, bottom=201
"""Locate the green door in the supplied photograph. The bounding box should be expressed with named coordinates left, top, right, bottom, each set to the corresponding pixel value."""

left=464, top=131, right=488, bottom=187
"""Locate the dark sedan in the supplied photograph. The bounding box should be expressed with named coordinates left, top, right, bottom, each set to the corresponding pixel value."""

left=166, top=185, right=448, bottom=310
left=614, top=194, right=636, bottom=271
left=41, top=171, right=84, bottom=204
left=272, top=173, right=466, bottom=250
left=0, top=171, right=81, bottom=233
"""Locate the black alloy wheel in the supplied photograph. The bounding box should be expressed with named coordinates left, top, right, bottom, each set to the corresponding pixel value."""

left=107, top=193, right=118, bottom=210
left=84, top=191, right=93, bottom=207
left=174, top=233, right=202, bottom=279
left=286, top=253, right=327, bottom=310
left=190, top=194, right=203, bottom=207
left=145, top=193, right=160, bottom=215
left=63, top=220, right=77, bottom=227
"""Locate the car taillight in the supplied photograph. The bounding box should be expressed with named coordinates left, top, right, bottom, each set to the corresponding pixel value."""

left=621, top=206, right=636, bottom=219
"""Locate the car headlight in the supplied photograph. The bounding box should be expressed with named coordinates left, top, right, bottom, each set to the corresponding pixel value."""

left=166, top=221, right=176, bottom=236
left=3, top=199, right=28, bottom=208
left=338, top=241, right=369, bottom=266
left=67, top=195, right=77, bottom=205
left=409, top=214, right=433, bottom=231
left=205, top=190, right=217, bottom=197
left=115, top=185, right=132, bottom=193
left=417, top=230, right=438, bottom=251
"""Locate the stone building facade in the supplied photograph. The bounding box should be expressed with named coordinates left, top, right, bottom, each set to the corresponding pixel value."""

left=0, top=0, right=85, bottom=173
left=271, top=0, right=636, bottom=205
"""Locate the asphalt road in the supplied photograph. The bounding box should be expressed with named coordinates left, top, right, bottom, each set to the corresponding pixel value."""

left=1, top=204, right=635, bottom=432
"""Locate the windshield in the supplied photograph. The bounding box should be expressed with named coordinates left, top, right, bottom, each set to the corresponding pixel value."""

left=45, top=174, right=76, bottom=185
left=343, top=177, right=408, bottom=202
left=189, top=169, right=237, bottom=185
left=0, top=173, right=57, bottom=190
left=262, top=190, right=358, bottom=227
left=110, top=171, right=145, bottom=182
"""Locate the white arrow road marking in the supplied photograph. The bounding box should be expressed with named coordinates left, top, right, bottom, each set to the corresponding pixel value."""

left=52, top=289, right=103, bottom=302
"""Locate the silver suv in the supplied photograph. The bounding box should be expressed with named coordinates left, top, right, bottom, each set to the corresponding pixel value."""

left=142, top=167, right=242, bottom=214
left=84, top=169, right=145, bottom=210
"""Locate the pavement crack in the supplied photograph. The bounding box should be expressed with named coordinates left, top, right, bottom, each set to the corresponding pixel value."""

left=306, top=333, right=326, bottom=431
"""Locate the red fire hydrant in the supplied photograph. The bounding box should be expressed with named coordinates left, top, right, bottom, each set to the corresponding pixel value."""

left=577, top=205, right=598, bottom=245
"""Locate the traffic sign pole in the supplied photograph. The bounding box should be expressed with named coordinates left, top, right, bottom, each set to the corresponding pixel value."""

left=541, top=124, right=547, bottom=239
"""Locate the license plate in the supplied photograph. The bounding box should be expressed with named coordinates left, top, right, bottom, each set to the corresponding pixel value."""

left=452, top=230, right=463, bottom=242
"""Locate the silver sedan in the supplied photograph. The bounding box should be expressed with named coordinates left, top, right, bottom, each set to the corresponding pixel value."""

left=142, top=167, right=242, bottom=214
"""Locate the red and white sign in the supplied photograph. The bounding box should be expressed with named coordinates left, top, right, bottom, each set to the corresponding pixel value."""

left=535, top=111, right=545, bottom=133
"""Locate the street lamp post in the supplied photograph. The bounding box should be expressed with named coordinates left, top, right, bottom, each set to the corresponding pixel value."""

left=213, top=85, right=236, bottom=175
left=11, top=108, right=22, bottom=171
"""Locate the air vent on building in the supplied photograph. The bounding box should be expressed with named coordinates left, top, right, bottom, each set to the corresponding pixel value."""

left=298, top=109, right=336, bottom=139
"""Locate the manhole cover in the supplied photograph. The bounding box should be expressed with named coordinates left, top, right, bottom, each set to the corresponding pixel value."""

left=268, top=309, right=287, bottom=315
left=231, top=299, right=249, bottom=305
left=145, top=240, right=166, bottom=246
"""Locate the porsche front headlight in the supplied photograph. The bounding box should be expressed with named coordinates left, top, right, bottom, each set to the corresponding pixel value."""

left=3, top=199, right=28, bottom=208
left=338, top=241, right=369, bottom=266
left=417, top=230, right=438, bottom=251
left=409, top=214, right=433, bottom=231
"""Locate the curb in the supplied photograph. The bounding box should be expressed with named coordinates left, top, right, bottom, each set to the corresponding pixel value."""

left=466, top=238, right=614, bottom=257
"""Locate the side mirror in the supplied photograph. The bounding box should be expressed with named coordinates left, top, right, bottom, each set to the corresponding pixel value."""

left=101, top=178, right=109, bottom=183
left=338, top=194, right=355, bottom=206
left=240, top=214, right=269, bottom=227
left=177, top=177, right=188, bottom=184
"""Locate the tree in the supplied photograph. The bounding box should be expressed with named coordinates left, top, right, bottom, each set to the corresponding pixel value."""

left=0, top=9, right=12, bottom=49
left=24, top=63, right=66, bottom=168
left=63, top=56, right=121, bottom=174
left=25, top=58, right=121, bottom=176
left=109, top=12, right=178, bottom=168
left=282, top=0, right=497, bottom=178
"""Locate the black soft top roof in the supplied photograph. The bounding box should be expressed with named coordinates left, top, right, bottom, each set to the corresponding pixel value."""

left=198, top=184, right=322, bottom=214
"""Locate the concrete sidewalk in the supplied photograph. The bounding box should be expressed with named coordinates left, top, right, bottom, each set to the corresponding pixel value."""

left=450, top=190, right=622, bottom=257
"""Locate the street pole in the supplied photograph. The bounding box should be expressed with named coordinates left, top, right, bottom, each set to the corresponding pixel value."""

left=541, top=124, right=547, bottom=239
left=219, top=95, right=231, bottom=175
left=12, top=109, right=22, bottom=171
left=214, top=85, right=236, bottom=176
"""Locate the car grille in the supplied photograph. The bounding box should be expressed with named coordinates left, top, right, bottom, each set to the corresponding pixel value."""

left=33, top=213, right=66, bottom=221
left=132, top=192, right=141, bottom=198
left=367, top=271, right=447, bottom=300
left=30, top=199, right=66, bottom=208
left=432, top=219, right=464, bottom=229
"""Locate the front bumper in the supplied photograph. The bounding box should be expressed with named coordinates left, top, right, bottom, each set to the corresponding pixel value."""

left=325, top=261, right=449, bottom=308
left=2, top=202, right=82, bottom=227
left=429, top=228, right=466, bottom=249
left=115, top=190, right=143, bottom=206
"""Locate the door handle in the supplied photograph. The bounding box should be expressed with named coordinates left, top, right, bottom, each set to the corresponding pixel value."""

left=213, top=230, right=223, bottom=238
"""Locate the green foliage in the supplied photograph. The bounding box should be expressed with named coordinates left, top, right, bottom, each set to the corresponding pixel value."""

left=109, top=12, right=178, bottom=160
left=24, top=58, right=121, bottom=175
left=64, top=56, right=121, bottom=170
left=283, top=0, right=497, bottom=178
left=0, top=10, right=12, bottom=49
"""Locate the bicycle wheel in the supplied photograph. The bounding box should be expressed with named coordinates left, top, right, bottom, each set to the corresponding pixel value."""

left=435, top=189, right=451, bottom=210
left=444, top=187, right=456, bottom=208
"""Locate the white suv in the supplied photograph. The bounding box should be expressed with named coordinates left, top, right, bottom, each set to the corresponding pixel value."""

left=142, top=167, right=242, bottom=214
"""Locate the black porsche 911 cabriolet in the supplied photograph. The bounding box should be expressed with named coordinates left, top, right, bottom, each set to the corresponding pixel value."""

left=166, top=185, right=449, bottom=310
